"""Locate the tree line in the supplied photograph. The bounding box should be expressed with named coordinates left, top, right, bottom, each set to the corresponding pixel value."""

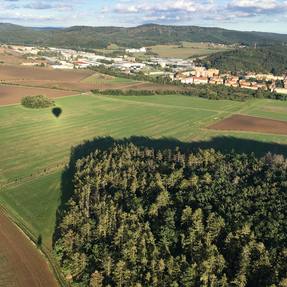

left=92, top=85, right=287, bottom=102
left=55, top=144, right=287, bottom=286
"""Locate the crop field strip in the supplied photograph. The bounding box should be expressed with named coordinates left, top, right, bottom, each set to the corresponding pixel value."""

left=0, top=209, right=58, bottom=287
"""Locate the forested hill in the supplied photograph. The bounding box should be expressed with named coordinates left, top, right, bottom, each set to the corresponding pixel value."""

left=203, top=45, right=287, bottom=75
left=1, top=23, right=287, bottom=49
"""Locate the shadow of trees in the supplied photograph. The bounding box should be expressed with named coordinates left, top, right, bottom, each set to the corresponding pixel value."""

left=52, top=135, right=287, bottom=246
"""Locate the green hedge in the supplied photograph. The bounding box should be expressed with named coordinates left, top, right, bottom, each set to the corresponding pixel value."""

left=21, top=95, right=55, bottom=109
left=92, top=86, right=284, bottom=102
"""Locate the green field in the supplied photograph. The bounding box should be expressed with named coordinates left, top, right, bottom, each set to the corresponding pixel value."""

left=82, top=72, right=139, bottom=85
left=149, top=42, right=234, bottom=59
left=1, top=94, right=287, bottom=249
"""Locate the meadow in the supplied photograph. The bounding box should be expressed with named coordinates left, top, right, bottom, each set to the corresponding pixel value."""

left=2, top=93, right=287, bottom=286
left=149, top=42, right=234, bottom=58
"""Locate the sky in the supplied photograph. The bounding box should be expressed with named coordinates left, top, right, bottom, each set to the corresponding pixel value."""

left=0, top=0, right=287, bottom=33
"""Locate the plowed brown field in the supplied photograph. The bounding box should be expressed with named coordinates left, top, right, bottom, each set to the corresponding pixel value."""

left=0, top=65, right=92, bottom=82
left=0, top=65, right=94, bottom=105
left=209, top=114, right=287, bottom=135
left=0, top=85, right=75, bottom=105
left=0, top=211, right=58, bottom=287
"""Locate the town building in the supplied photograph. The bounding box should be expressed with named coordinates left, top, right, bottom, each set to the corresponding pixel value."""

left=193, top=77, right=209, bottom=85
left=125, top=47, right=147, bottom=53
left=209, top=76, right=224, bottom=85
left=206, top=69, right=220, bottom=77
left=225, top=77, right=239, bottom=87
left=181, top=77, right=194, bottom=84
left=193, top=67, right=207, bottom=77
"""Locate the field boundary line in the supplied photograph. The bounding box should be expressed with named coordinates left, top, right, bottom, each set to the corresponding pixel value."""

left=0, top=161, right=67, bottom=191
left=0, top=82, right=81, bottom=93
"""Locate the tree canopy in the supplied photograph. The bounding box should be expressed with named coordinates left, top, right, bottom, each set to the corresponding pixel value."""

left=203, top=45, right=287, bottom=75
left=55, top=144, right=287, bottom=286
left=21, top=95, right=55, bottom=109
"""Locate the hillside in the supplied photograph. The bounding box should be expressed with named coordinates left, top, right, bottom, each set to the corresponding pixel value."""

left=1, top=23, right=287, bottom=49
left=203, top=45, right=287, bottom=75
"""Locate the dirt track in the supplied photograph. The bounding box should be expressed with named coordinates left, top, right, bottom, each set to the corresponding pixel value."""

left=209, top=114, right=287, bottom=135
left=0, top=210, right=58, bottom=287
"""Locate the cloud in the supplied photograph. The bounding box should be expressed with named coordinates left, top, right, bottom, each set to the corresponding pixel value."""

left=0, top=0, right=286, bottom=30
left=104, top=0, right=217, bottom=24
left=228, top=0, right=287, bottom=15
left=112, top=0, right=214, bottom=14
left=102, top=0, right=287, bottom=24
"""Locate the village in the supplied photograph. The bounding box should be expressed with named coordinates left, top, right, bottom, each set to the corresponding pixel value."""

left=6, top=44, right=287, bottom=95
left=172, top=67, right=287, bottom=94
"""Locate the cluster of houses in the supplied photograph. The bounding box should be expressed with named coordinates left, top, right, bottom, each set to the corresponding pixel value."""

left=172, top=67, right=287, bottom=94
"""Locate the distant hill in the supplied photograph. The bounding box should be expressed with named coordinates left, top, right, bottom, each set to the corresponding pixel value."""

left=203, top=45, right=287, bottom=75
left=0, top=23, right=287, bottom=49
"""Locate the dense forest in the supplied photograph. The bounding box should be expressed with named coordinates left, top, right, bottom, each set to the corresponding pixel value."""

left=1, top=23, right=287, bottom=49
left=55, top=144, right=287, bottom=286
left=203, top=45, right=287, bottom=75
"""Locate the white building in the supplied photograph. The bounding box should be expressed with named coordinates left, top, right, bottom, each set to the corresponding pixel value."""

left=125, top=47, right=147, bottom=53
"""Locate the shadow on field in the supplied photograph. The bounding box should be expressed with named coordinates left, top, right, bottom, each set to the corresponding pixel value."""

left=52, top=135, right=287, bottom=246
left=52, top=107, right=62, bottom=118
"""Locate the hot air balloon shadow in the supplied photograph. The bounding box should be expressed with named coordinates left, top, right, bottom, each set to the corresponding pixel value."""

left=52, top=107, right=62, bottom=118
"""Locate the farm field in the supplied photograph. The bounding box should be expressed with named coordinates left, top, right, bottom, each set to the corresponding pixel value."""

left=209, top=114, right=287, bottom=135
left=0, top=65, right=92, bottom=82
left=2, top=94, right=287, bottom=285
left=0, top=48, right=25, bottom=65
left=0, top=94, right=244, bottom=186
left=0, top=63, right=181, bottom=105
left=149, top=42, right=234, bottom=58
left=0, top=64, right=94, bottom=105
left=2, top=95, right=287, bottom=187
left=0, top=85, right=74, bottom=105
left=82, top=72, right=138, bottom=84
left=0, top=210, right=58, bottom=287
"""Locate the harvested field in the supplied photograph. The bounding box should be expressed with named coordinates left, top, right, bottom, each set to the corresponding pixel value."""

left=0, top=210, right=58, bottom=287
left=9, top=80, right=146, bottom=92
left=149, top=42, right=233, bottom=59
left=0, top=65, right=92, bottom=82
left=13, top=79, right=183, bottom=93
left=0, top=48, right=26, bottom=65
left=0, top=65, right=193, bottom=103
left=0, top=85, right=75, bottom=105
left=209, top=114, right=287, bottom=135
